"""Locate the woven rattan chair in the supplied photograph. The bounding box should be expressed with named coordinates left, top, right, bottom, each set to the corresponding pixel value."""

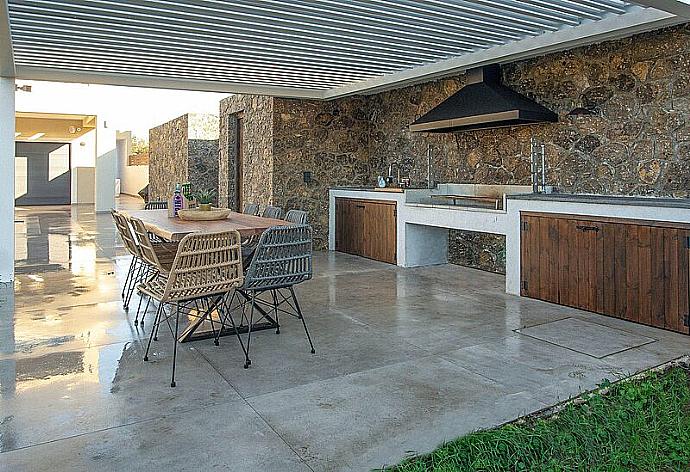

left=141, top=230, right=243, bottom=387
left=112, top=210, right=149, bottom=309
left=129, top=217, right=180, bottom=325
left=262, top=206, right=285, bottom=219
left=284, top=209, right=308, bottom=224
left=243, top=203, right=260, bottom=216
left=216, top=224, right=314, bottom=369
left=144, top=200, right=168, bottom=210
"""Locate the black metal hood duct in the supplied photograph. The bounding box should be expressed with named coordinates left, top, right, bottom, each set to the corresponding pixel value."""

left=410, top=64, right=557, bottom=133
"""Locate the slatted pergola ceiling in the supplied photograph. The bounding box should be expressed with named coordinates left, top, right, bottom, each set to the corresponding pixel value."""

left=2, top=0, right=689, bottom=98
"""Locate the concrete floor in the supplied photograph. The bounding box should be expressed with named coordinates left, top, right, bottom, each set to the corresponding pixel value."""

left=1, top=199, right=689, bottom=471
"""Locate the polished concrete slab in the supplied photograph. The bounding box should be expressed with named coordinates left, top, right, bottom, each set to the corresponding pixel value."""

left=1, top=200, right=689, bottom=471
left=517, top=317, right=657, bottom=358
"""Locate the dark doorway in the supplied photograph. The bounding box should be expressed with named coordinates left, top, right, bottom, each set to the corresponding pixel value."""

left=15, top=142, right=71, bottom=206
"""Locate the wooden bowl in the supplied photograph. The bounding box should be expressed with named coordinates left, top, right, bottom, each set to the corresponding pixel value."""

left=177, top=208, right=231, bottom=221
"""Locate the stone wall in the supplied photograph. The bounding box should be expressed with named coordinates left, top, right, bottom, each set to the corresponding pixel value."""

left=187, top=114, right=219, bottom=199
left=365, top=23, right=690, bottom=272
left=219, top=95, right=274, bottom=209
left=149, top=113, right=219, bottom=202
left=219, top=23, right=690, bottom=271
left=149, top=114, right=188, bottom=201
left=272, top=97, right=370, bottom=248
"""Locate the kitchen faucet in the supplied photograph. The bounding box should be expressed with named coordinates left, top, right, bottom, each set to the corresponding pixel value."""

left=530, top=137, right=546, bottom=193
left=427, top=144, right=435, bottom=189
left=387, top=162, right=400, bottom=186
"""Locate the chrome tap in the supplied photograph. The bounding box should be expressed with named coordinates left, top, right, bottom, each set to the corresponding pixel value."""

left=427, top=144, right=434, bottom=189
left=387, top=162, right=400, bottom=186
left=530, top=137, right=546, bottom=193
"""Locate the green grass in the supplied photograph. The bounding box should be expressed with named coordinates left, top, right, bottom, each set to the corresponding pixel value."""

left=387, top=365, right=690, bottom=472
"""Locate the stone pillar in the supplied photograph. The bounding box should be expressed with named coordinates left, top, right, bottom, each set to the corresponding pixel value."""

left=0, top=77, right=15, bottom=282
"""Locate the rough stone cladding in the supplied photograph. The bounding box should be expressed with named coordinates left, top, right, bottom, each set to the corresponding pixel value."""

left=219, top=95, right=274, bottom=209
left=149, top=113, right=219, bottom=202
left=149, top=114, right=188, bottom=201
left=219, top=23, right=690, bottom=270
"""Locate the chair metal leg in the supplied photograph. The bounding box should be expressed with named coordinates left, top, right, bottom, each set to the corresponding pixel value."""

left=140, top=295, right=151, bottom=326
left=271, top=289, right=280, bottom=334
left=289, top=286, right=315, bottom=354
left=121, top=258, right=135, bottom=303
left=170, top=302, right=180, bottom=387
left=134, top=289, right=144, bottom=325
left=144, top=301, right=164, bottom=361
left=216, top=296, right=249, bottom=360
left=124, top=260, right=143, bottom=309
left=244, top=292, right=255, bottom=368
left=153, top=302, right=163, bottom=341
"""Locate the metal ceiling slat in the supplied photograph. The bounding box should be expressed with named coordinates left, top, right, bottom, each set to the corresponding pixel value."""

left=13, top=0, right=477, bottom=58
left=9, top=14, right=434, bottom=68
left=14, top=33, right=394, bottom=76
left=9, top=8, right=455, bottom=65
left=118, top=0, right=497, bottom=50
left=508, top=0, right=606, bottom=18
left=569, top=0, right=629, bottom=12
left=258, top=0, right=519, bottom=43
left=360, top=0, right=555, bottom=35
left=10, top=30, right=400, bottom=75
left=6, top=0, right=641, bottom=95
left=12, top=43, right=376, bottom=83
left=14, top=55, right=342, bottom=89
left=462, top=0, right=586, bottom=24
left=307, top=0, right=533, bottom=38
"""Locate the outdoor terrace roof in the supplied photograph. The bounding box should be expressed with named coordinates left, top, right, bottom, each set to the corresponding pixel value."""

left=1, top=1, right=689, bottom=98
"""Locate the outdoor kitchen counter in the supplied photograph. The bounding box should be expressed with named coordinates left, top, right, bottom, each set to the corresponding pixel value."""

left=328, top=187, right=508, bottom=269
left=507, top=192, right=690, bottom=209
left=330, top=187, right=690, bottom=298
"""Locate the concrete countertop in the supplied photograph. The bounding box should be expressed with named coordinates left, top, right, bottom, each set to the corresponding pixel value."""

left=507, top=192, right=690, bottom=210
left=330, top=186, right=420, bottom=193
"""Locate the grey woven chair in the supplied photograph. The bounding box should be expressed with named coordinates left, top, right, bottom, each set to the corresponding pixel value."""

left=216, top=224, right=314, bottom=369
left=284, top=209, right=308, bottom=224
left=262, top=205, right=284, bottom=219
left=145, top=200, right=168, bottom=210
left=243, top=203, right=260, bottom=216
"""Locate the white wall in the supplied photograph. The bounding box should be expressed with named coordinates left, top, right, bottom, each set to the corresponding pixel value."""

left=95, top=123, right=117, bottom=212
left=15, top=80, right=227, bottom=211
left=70, top=130, right=96, bottom=204
left=116, top=131, right=149, bottom=196
left=0, top=77, right=15, bottom=282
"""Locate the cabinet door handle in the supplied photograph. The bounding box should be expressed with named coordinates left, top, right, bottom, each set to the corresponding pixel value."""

left=355, top=205, right=365, bottom=209
left=576, top=225, right=599, bottom=232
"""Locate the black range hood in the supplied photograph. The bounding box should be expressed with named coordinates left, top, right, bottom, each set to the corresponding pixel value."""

left=410, top=64, right=557, bottom=133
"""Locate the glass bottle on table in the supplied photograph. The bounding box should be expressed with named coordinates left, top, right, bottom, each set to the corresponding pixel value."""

left=173, top=183, right=183, bottom=217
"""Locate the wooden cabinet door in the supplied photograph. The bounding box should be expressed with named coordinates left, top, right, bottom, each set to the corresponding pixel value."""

left=335, top=198, right=345, bottom=252
left=363, top=201, right=397, bottom=264
left=335, top=198, right=364, bottom=256
left=521, top=212, right=690, bottom=335
left=335, top=198, right=396, bottom=264
left=520, top=214, right=560, bottom=303
left=659, top=228, right=688, bottom=333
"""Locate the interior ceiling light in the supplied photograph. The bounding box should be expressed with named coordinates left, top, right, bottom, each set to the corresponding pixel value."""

left=27, top=132, right=45, bottom=140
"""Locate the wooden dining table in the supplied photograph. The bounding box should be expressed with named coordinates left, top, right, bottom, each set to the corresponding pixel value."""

left=120, top=208, right=289, bottom=342
left=120, top=208, right=288, bottom=241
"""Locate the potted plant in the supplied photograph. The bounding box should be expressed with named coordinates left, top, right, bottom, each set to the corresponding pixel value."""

left=194, top=188, right=216, bottom=211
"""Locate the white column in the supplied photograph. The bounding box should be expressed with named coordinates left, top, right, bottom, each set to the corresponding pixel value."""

left=95, top=118, right=116, bottom=212
left=0, top=76, right=14, bottom=282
